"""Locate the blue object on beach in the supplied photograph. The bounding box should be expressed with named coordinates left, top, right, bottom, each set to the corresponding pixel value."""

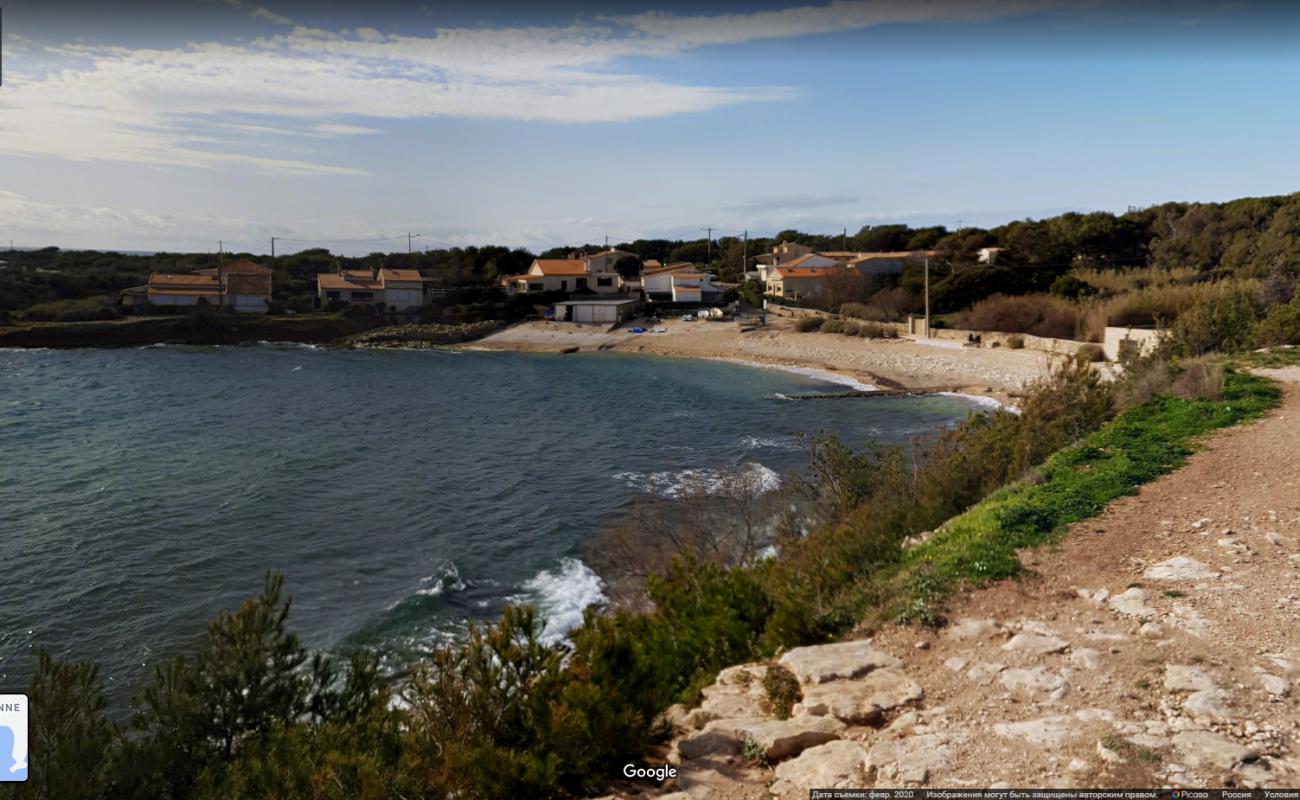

left=630, top=326, right=646, bottom=334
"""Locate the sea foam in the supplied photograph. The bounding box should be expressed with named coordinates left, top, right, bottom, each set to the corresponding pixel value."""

left=522, top=558, right=606, bottom=644
left=614, top=462, right=781, bottom=499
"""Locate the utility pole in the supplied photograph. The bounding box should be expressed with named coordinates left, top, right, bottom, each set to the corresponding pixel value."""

left=271, top=237, right=276, bottom=258
left=742, top=230, right=748, bottom=281
left=604, top=235, right=609, bottom=249
left=842, top=227, right=847, bottom=250
left=700, top=227, right=713, bottom=264
left=924, top=257, right=931, bottom=339
left=218, top=240, right=224, bottom=264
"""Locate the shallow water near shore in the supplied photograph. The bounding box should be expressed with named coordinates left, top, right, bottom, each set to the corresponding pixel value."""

left=0, top=344, right=988, bottom=708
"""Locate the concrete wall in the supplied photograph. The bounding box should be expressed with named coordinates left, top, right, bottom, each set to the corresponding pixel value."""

left=1103, top=326, right=1164, bottom=362
left=384, top=288, right=424, bottom=310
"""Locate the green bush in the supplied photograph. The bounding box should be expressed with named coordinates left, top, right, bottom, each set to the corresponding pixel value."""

left=761, top=664, right=801, bottom=720
left=1171, top=290, right=1260, bottom=355
left=795, top=316, right=824, bottom=332
left=1254, top=298, right=1300, bottom=347
left=821, top=318, right=845, bottom=334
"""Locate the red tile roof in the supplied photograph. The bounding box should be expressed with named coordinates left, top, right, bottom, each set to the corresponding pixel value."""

left=531, top=259, right=588, bottom=276
left=773, top=267, right=833, bottom=279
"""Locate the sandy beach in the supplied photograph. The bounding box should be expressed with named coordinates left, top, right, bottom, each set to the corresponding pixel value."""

left=471, top=316, right=1062, bottom=403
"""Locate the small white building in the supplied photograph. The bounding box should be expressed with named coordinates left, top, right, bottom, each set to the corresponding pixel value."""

left=978, top=247, right=1006, bottom=265
left=502, top=257, right=624, bottom=295
left=553, top=298, right=638, bottom=325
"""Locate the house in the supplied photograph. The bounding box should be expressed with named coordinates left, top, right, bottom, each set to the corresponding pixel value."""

left=641, top=262, right=699, bottom=300
left=146, top=259, right=273, bottom=312
left=552, top=298, right=639, bottom=325
left=316, top=267, right=425, bottom=310
left=846, top=250, right=934, bottom=277
left=765, top=267, right=833, bottom=301
left=503, top=255, right=624, bottom=295
left=667, top=270, right=720, bottom=303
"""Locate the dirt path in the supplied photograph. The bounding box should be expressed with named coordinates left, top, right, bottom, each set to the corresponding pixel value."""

left=649, top=377, right=1300, bottom=797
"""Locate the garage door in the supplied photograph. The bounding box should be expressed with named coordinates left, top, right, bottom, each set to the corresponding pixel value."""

left=574, top=305, right=594, bottom=324
left=593, top=304, right=617, bottom=323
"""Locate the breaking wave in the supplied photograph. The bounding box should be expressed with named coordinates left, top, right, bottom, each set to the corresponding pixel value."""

left=521, top=558, right=606, bottom=644
left=614, top=461, right=781, bottom=498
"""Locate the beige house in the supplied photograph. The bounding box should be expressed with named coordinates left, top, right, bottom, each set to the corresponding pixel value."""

left=847, top=250, right=934, bottom=276
left=765, top=267, right=832, bottom=301
left=317, top=267, right=425, bottom=310
left=502, top=253, right=629, bottom=295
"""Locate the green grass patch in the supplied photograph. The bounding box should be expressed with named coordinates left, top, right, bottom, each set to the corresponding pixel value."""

left=1233, top=346, right=1300, bottom=369
left=891, top=369, right=1279, bottom=622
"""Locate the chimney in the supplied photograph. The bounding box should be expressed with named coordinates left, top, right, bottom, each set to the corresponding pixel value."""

left=371, top=265, right=379, bottom=281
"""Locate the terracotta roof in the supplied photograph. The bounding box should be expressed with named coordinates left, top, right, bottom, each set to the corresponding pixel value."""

left=531, top=259, right=588, bottom=276
left=671, top=271, right=707, bottom=280
left=318, top=273, right=381, bottom=291
left=773, top=267, right=833, bottom=279
left=499, top=273, right=529, bottom=285
left=148, top=273, right=219, bottom=288
left=642, top=259, right=663, bottom=269
left=848, top=251, right=934, bottom=264
left=784, top=253, right=840, bottom=268
left=382, top=268, right=423, bottom=283
left=220, top=259, right=271, bottom=275
left=226, top=274, right=271, bottom=295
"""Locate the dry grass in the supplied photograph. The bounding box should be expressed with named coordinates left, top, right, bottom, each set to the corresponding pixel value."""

left=1076, top=266, right=1198, bottom=293
left=1081, top=279, right=1260, bottom=341
left=953, top=293, right=1082, bottom=339
left=1171, top=359, right=1225, bottom=401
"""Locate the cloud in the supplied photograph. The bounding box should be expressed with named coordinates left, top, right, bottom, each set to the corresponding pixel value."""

left=0, top=0, right=1081, bottom=175
left=724, top=194, right=861, bottom=212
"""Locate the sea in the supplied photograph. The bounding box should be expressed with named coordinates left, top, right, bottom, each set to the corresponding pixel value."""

left=0, top=344, right=989, bottom=708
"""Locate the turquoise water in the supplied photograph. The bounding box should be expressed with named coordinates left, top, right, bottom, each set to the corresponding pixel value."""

left=0, top=345, right=984, bottom=706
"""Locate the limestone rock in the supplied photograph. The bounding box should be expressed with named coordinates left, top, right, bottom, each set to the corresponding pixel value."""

left=797, top=668, right=923, bottom=723
left=1171, top=730, right=1256, bottom=770
left=779, top=640, right=902, bottom=685
left=1184, top=688, right=1234, bottom=723
left=1000, top=666, right=1070, bottom=696
left=1168, top=602, right=1214, bottom=638
left=866, top=733, right=953, bottom=787
left=697, top=664, right=770, bottom=720
left=966, top=661, right=1006, bottom=684
left=992, top=715, right=1075, bottom=747
left=1070, top=647, right=1102, bottom=670
left=1143, top=557, right=1220, bottom=581
left=1002, top=632, right=1070, bottom=656
left=772, top=740, right=869, bottom=790
left=1258, top=673, right=1291, bottom=697
left=944, top=656, right=969, bottom=672
left=705, top=716, right=845, bottom=761
left=944, top=618, right=1000, bottom=640
left=1109, top=588, right=1156, bottom=619
left=1164, top=665, right=1217, bottom=693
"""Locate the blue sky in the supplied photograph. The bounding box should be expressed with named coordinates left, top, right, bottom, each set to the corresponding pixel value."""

left=2, top=0, right=1300, bottom=255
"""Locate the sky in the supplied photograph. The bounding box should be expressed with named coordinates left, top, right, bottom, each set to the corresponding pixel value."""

left=2, top=0, right=1300, bottom=255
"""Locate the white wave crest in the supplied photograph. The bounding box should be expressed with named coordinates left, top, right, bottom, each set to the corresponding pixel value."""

left=937, top=391, right=1020, bottom=414
left=741, top=434, right=799, bottom=451
left=522, top=558, right=606, bottom=644
left=416, top=562, right=466, bottom=597
left=614, top=462, right=781, bottom=499
left=713, top=358, right=876, bottom=392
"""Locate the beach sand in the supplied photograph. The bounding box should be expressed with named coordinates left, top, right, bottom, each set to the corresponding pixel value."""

left=471, top=316, right=1062, bottom=404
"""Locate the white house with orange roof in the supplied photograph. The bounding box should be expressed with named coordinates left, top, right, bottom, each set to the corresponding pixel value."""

left=316, top=266, right=425, bottom=310
left=501, top=253, right=628, bottom=296
left=146, top=259, right=273, bottom=312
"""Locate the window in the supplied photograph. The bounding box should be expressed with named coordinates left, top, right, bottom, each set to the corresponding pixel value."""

left=561, top=280, right=568, bottom=291
left=597, top=277, right=613, bottom=287
left=325, top=291, right=340, bottom=300
left=576, top=278, right=588, bottom=289
left=351, top=292, right=374, bottom=302
left=528, top=282, right=544, bottom=292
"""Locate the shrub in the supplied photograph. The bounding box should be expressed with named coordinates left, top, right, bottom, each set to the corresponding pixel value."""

left=1254, top=298, right=1300, bottom=347
left=795, top=316, right=824, bottom=332
left=1115, top=353, right=1174, bottom=410
left=761, top=664, right=801, bottom=721
left=22, top=295, right=122, bottom=322
left=821, top=318, right=845, bottom=334
left=1171, top=360, right=1225, bottom=401
left=839, top=321, right=861, bottom=336
left=953, top=293, right=1081, bottom=339
left=1171, top=290, right=1260, bottom=355
left=1006, top=334, right=1025, bottom=349
left=1077, top=343, right=1106, bottom=363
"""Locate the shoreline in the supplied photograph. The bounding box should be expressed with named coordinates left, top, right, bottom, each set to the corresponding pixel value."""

left=466, top=317, right=1060, bottom=406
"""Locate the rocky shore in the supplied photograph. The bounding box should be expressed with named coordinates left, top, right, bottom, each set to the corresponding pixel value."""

left=340, top=320, right=501, bottom=349
left=598, top=376, right=1300, bottom=798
